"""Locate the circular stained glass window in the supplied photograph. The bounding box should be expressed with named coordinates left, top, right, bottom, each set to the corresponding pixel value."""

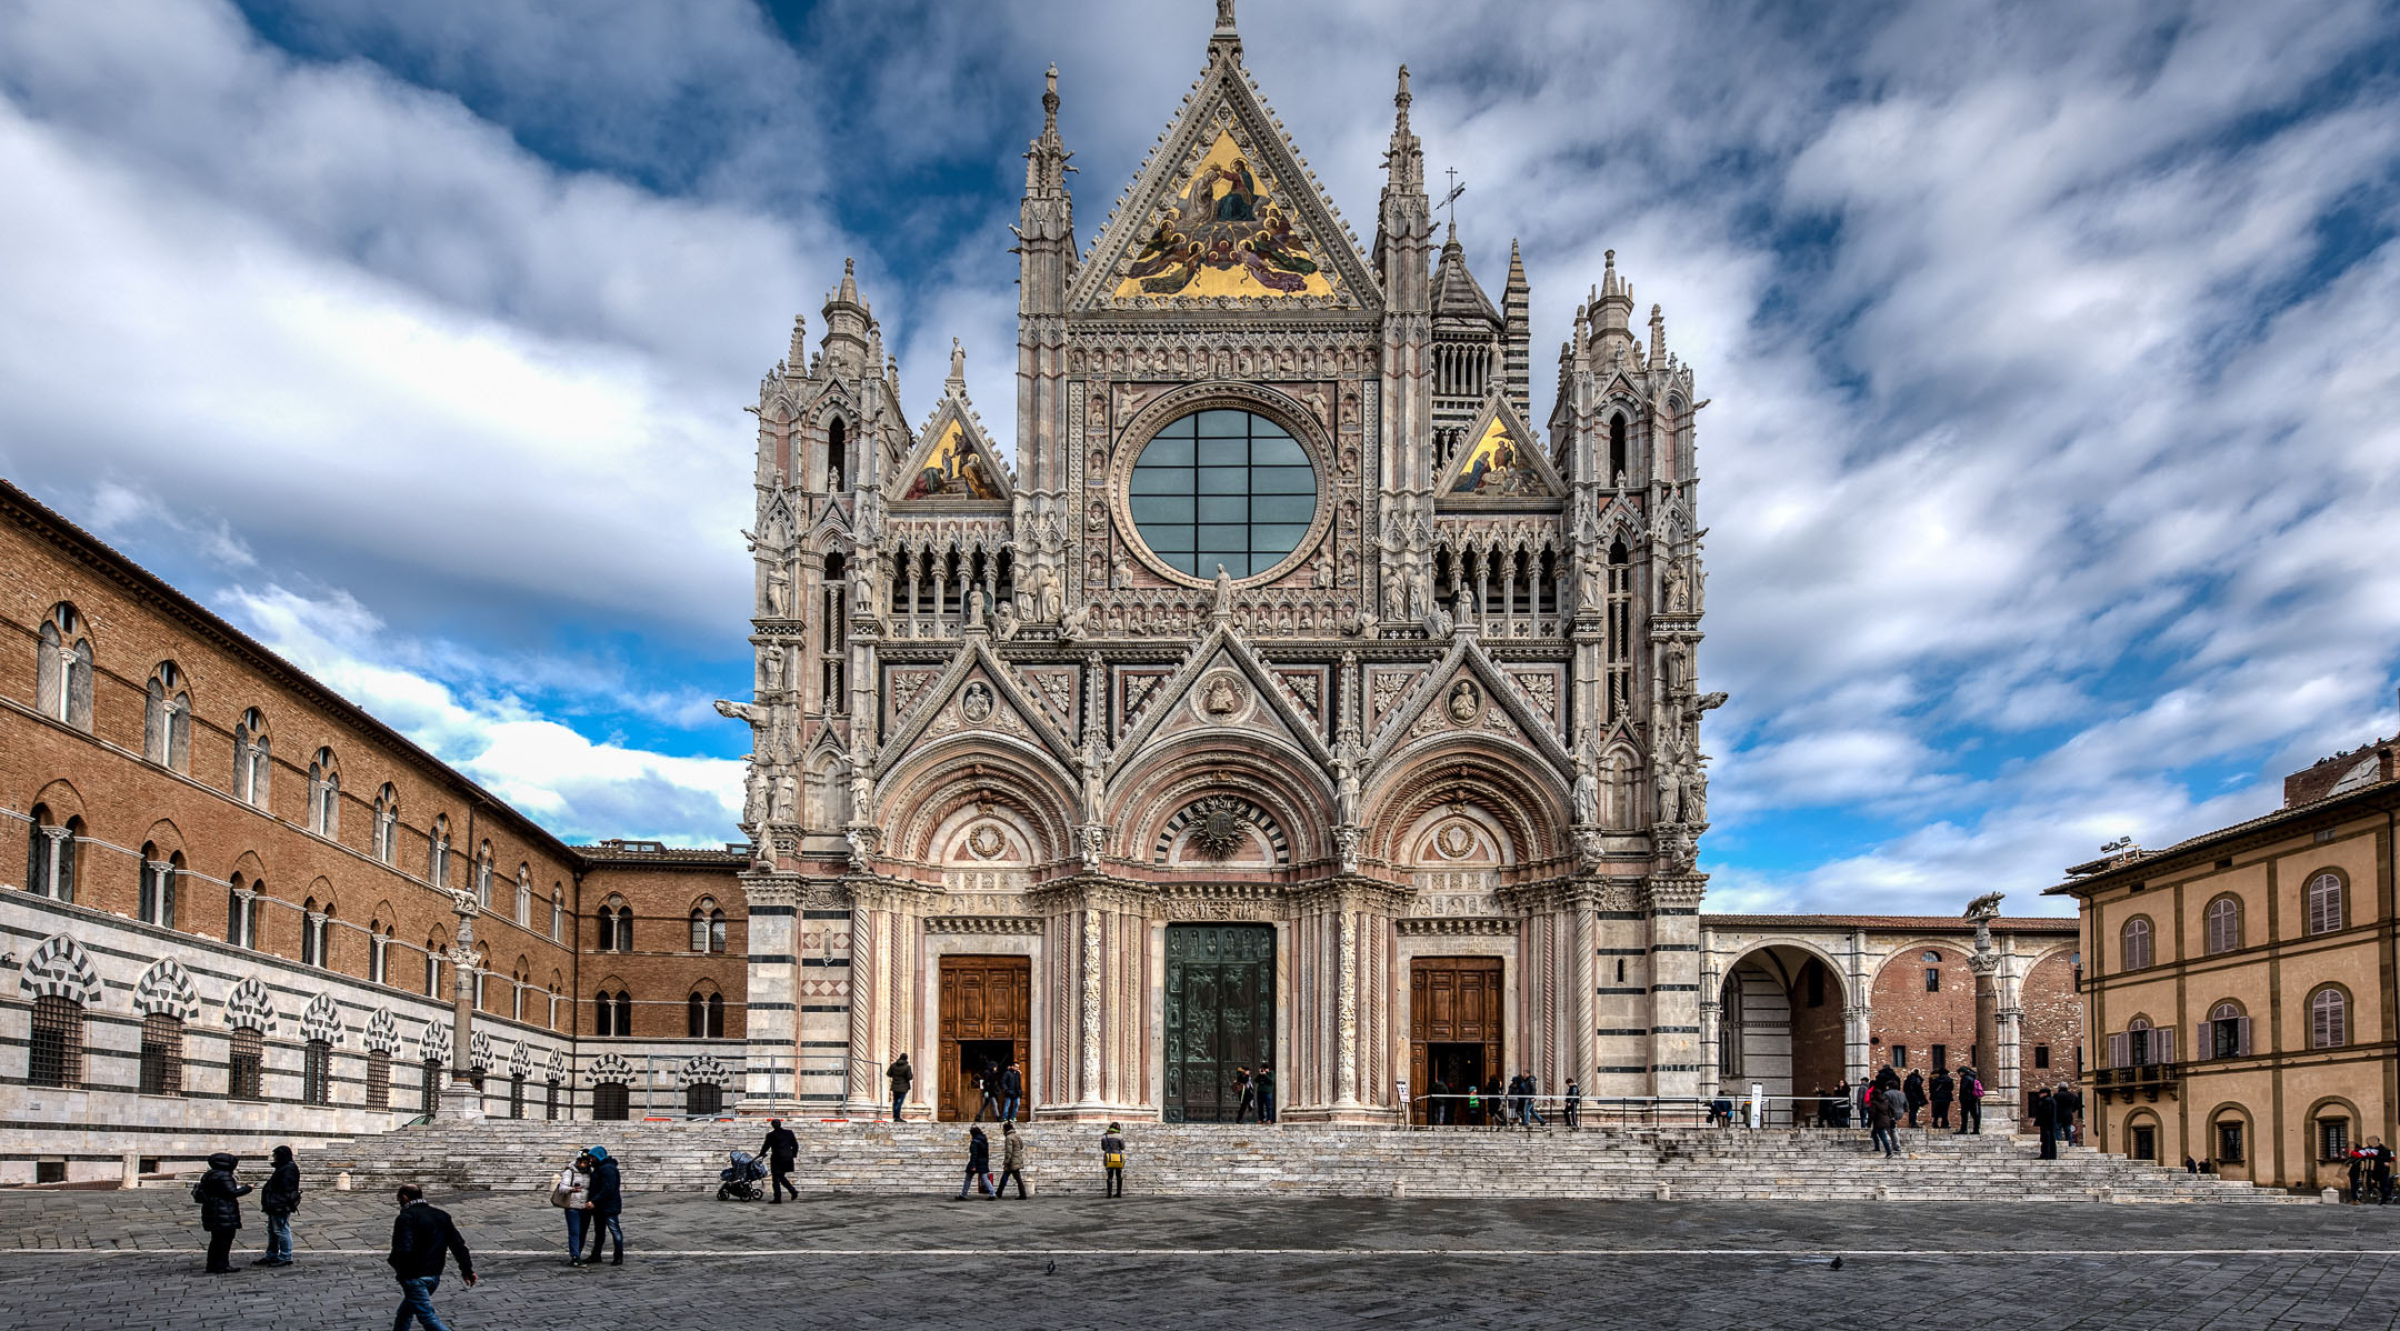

left=1125, top=409, right=1317, bottom=579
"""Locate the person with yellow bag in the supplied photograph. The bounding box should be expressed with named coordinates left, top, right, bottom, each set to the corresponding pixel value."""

left=1100, top=1122, right=1126, bottom=1198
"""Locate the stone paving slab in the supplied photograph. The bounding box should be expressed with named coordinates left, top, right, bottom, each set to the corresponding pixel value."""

left=4, top=1191, right=2400, bottom=1328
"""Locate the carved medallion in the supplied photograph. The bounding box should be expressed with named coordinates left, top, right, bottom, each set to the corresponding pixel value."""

left=1186, top=794, right=1251, bottom=860
left=962, top=681, right=994, bottom=724
left=1436, top=824, right=1474, bottom=859
left=1447, top=679, right=1481, bottom=726
left=967, top=824, right=1006, bottom=860
left=1202, top=673, right=1245, bottom=717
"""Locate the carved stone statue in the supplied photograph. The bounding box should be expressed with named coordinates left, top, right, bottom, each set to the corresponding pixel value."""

left=1686, top=760, right=1708, bottom=824
left=1572, top=746, right=1599, bottom=826
left=993, top=600, right=1020, bottom=641
left=1332, top=736, right=1363, bottom=825
left=1664, top=557, right=1690, bottom=614
left=764, top=559, right=792, bottom=618
left=1078, top=823, right=1105, bottom=871
left=1655, top=753, right=1683, bottom=826
left=1446, top=679, right=1480, bottom=725
left=1079, top=737, right=1107, bottom=823
left=741, top=759, right=767, bottom=826
left=771, top=770, right=799, bottom=823
left=849, top=756, right=873, bottom=818
left=1333, top=825, right=1362, bottom=876
left=1212, top=563, right=1235, bottom=617
left=760, top=645, right=786, bottom=693
left=1058, top=603, right=1090, bottom=642
left=1575, top=552, right=1603, bottom=612
left=715, top=697, right=768, bottom=731
left=1032, top=564, right=1064, bottom=623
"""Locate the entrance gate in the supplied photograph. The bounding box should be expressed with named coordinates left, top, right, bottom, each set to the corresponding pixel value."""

left=938, top=955, right=1030, bottom=1122
left=1409, top=956, right=1503, bottom=1125
left=1163, top=924, right=1275, bottom=1122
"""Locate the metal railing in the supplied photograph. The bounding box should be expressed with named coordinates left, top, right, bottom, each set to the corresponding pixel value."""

left=1408, top=1093, right=1865, bottom=1130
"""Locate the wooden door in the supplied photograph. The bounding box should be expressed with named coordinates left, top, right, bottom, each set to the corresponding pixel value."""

left=1163, top=924, right=1276, bottom=1122
left=938, top=955, right=1031, bottom=1122
left=1409, top=956, right=1504, bottom=1124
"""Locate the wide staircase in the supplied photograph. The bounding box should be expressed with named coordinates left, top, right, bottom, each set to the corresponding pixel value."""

left=304, top=1120, right=2291, bottom=1203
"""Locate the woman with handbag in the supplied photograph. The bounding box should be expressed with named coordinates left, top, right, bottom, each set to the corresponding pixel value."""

left=551, top=1152, right=592, bottom=1265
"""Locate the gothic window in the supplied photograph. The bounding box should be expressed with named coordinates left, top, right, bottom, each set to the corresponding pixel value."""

left=145, top=663, right=191, bottom=770
left=550, top=886, right=564, bottom=942
left=140, top=1013, right=184, bottom=1096
left=596, top=989, right=633, bottom=1037
left=138, top=845, right=180, bottom=927
left=474, top=842, right=493, bottom=909
left=28, top=995, right=84, bottom=1088
left=425, top=931, right=445, bottom=996
left=307, top=748, right=341, bottom=838
left=826, top=417, right=847, bottom=492
left=227, top=1027, right=264, bottom=1100
left=368, top=921, right=389, bottom=985
left=234, top=709, right=271, bottom=808
left=1608, top=412, right=1629, bottom=484
left=366, top=1049, right=390, bottom=1109
left=2306, top=872, right=2345, bottom=936
left=226, top=874, right=260, bottom=949
left=688, top=990, right=725, bottom=1038
left=2311, top=986, right=2349, bottom=1049
left=35, top=603, right=94, bottom=730
left=689, top=900, right=726, bottom=954
left=421, top=1060, right=441, bottom=1116
left=301, top=896, right=321, bottom=966
left=598, top=897, right=633, bottom=952
left=2120, top=916, right=2152, bottom=970
left=2204, top=895, right=2241, bottom=955
left=302, top=1039, right=332, bottom=1106
left=24, top=805, right=78, bottom=902
left=1126, top=408, right=1317, bottom=579
left=515, top=865, right=531, bottom=926
left=373, top=786, right=399, bottom=864
left=429, top=815, right=452, bottom=888
left=1604, top=541, right=1632, bottom=723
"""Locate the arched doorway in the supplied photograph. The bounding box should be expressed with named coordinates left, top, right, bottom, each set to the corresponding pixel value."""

left=1717, top=946, right=1847, bottom=1123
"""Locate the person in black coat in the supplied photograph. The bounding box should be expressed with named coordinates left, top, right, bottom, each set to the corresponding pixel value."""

left=954, top=1125, right=993, bottom=1199
left=582, top=1146, right=625, bottom=1265
left=1927, top=1070, right=1955, bottom=1130
left=1000, top=1061, right=1024, bottom=1122
left=388, top=1184, right=475, bottom=1329
left=194, top=1152, right=251, bottom=1274
left=2032, top=1088, right=2059, bottom=1159
left=761, top=1119, right=799, bottom=1204
left=887, top=1054, right=913, bottom=1123
left=255, top=1144, right=300, bottom=1267
left=1902, top=1070, right=1927, bottom=1128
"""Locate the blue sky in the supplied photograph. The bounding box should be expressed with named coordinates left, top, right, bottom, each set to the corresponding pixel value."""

left=3, top=0, right=2398, bottom=914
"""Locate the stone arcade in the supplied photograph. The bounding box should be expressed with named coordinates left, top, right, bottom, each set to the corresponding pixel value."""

left=732, top=5, right=1720, bottom=1124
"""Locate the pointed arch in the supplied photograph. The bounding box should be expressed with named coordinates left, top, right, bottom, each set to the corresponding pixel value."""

left=223, top=976, right=277, bottom=1033
left=134, top=957, right=201, bottom=1020
left=18, top=933, right=101, bottom=1005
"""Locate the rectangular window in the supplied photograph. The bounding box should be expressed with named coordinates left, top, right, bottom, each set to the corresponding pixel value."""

left=1931, top=1044, right=1948, bottom=1072
left=366, top=1050, right=390, bottom=1110
left=28, top=997, right=83, bottom=1089
left=422, top=1061, right=441, bottom=1116
left=2213, top=1019, right=2242, bottom=1059
left=302, top=1042, right=331, bottom=1106
left=509, top=1077, right=525, bottom=1120
left=139, top=1014, right=183, bottom=1096
left=1924, top=967, right=1940, bottom=992
left=2217, top=1121, right=2245, bottom=1165
left=228, top=1028, right=264, bottom=1100
left=2128, top=1028, right=2151, bottom=1067
left=546, top=1080, right=560, bottom=1121
left=2033, top=1044, right=2050, bottom=1070
left=1891, top=1044, right=1907, bottom=1069
left=2322, top=1118, right=2351, bottom=1162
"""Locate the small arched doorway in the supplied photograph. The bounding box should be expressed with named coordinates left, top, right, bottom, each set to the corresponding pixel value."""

left=1716, top=945, right=1847, bottom=1123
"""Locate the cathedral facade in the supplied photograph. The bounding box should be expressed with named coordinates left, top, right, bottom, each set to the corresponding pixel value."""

left=733, top=6, right=1717, bottom=1123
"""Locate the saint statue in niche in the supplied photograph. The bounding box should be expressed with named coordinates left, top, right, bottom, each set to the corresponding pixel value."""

left=961, top=682, right=995, bottom=724
left=1202, top=675, right=1243, bottom=717
left=1446, top=679, right=1481, bottom=725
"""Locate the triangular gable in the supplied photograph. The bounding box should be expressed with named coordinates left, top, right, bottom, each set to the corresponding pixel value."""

left=1070, top=54, right=1378, bottom=313
left=889, top=395, right=1010, bottom=505
left=1437, top=395, right=1562, bottom=501
left=1107, top=625, right=1334, bottom=776
left=872, top=637, right=1075, bottom=780
left=1365, top=634, right=1574, bottom=780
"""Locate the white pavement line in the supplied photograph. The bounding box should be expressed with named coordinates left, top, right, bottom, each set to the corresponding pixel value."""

left=4, top=1247, right=2398, bottom=1259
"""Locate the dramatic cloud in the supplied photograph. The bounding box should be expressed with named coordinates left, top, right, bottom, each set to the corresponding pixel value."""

left=2, top=0, right=2396, bottom=888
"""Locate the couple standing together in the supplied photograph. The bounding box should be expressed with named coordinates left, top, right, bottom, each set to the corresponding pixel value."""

left=546, top=1146, right=626, bottom=1266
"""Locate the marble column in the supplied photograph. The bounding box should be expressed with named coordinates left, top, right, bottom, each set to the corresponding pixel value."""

left=436, top=891, right=485, bottom=1120
left=739, top=873, right=801, bottom=1111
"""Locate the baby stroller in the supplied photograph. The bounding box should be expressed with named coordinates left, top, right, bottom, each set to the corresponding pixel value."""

left=716, top=1149, right=767, bottom=1202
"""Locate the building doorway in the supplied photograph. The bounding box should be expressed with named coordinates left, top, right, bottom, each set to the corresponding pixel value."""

left=938, top=955, right=1030, bottom=1122
left=1410, top=957, right=1503, bottom=1125
left=1163, top=923, right=1275, bottom=1122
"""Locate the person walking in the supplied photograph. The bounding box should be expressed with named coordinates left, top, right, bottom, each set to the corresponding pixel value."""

left=1256, top=1064, right=1276, bottom=1123
left=760, top=1118, right=799, bottom=1204
left=1000, top=1060, right=1024, bottom=1122
left=993, top=1121, right=1029, bottom=1200
left=1520, top=1072, right=1547, bottom=1128
left=972, top=1060, right=999, bottom=1122
left=1956, top=1066, right=1983, bottom=1134
left=2374, top=1139, right=2395, bottom=1204
left=2054, top=1082, right=2083, bottom=1147
left=887, top=1053, right=913, bottom=1123
left=1562, top=1077, right=1580, bottom=1130
left=255, top=1144, right=300, bottom=1267
left=1928, top=1069, right=1954, bottom=1131
left=193, top=1151, right=251, bottom=1275
left=387, top=1183, right=475, bottom=1331
left=1902, top=1069, right=1927, bottom=1130
left=548, top=1151, right=590, bottom=1265
left=2032, top=1088, right=2059, bottom=1160
left=955, top=1125, right=994, bottom=1200
left=1867, top=1084, right=1900, bottom=1158
left=1101, top=1122, right=1127, bottom=1197
left=582, top=1145, right=625, bottom=1266
left=1232, top=1065, right=1256, bottom=1122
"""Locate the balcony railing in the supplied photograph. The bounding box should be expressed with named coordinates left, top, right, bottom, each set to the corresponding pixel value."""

left=2091, top=1063, right=2179, bottom=1103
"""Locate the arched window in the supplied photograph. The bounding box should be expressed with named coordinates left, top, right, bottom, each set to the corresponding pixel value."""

left=2311, top=986, right=2349, bottom=1049
left=2204, top=895, right=2241, bottom=955
left=234, top=709, right=271, bottom=808
left=28, top=994, right=84, bottom=1088
left=302, top=1039, right=333, bottom=1106
left=2110, top=1014, right=2171, bottom=1068
left=36, top=603, right=94, bottom=730
left=139, top=1013, right=184, bottom=1096
left=373, top=786, right=399, bottom=864
left=2120, top=916, right=2153, bottom=971
left=308, top=748, right=341, bottom=838
left=594, top=1082, right=630, bottom=1121
left=687, top=1082, right=724, bottom=1116
left=827, top=416, right=848, bottom=492
left=146, top=663, right=192, bottom=770
left=301, top=896, right=321, bottom=966
left=690, top=900, right=726, bottom=954
left=368, top=920, right=389, bottom=984
left=598, top=897, right=633, bottom=952
left=227, top=1027, right=264, bottom=1100
left=429, top=815, right=452, bottom=888
left=474, top=842, right=493, bottom=909
left=687, top=990, right=726, bottom=1039
left=1607, top=412, right=1628, bottom=484
left=511, top=964, right=527, bottom=1021
left=596, top=989, right=634, bottom=1037
left=550, top=885, right=564, bottom=942
left=226, top=874, right=260, bottom=950
left=1604, top=540, right=1632, bottom=722
left=425, top=932, right=445, bottom=996
left=138, top=844, right=180, bottom=927
left=2205, top=1001, right=2251, bottom=1060
left=2307, top=873, right=2345, bottom=936
left=24, top=806, right=78, bottom=903
left=365, top=1049, right=391, bottom=1109
left=515, top=866, right=531, bottom=926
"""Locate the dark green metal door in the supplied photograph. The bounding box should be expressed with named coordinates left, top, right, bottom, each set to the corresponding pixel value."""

left=1163, top=923, right=1275, bottom=1122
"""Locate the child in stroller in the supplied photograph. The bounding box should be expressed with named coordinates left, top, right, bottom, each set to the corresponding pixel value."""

left=717, top=1149, right=768, bottom=1202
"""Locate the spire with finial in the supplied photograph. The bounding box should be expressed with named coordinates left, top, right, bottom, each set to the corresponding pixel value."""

left=1502, top=239, right=1531, bottom=418
left=1649, top=303, right=1667, bottom=371
left=1382, top=64, right=1422, bottom=193
left=1209, top=0, right=1242, bottom=63
left=1024, top=64, right=1072, bottom=197
left=786, top=313, right=806, bottom=371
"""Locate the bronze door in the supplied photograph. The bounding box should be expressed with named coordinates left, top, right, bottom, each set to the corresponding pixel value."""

left=938, top=955, right=1031, bottom=1122
left=1163, top=924, right=1275, bottom=1123
left=1410, top=957, right=1504, bottom=1125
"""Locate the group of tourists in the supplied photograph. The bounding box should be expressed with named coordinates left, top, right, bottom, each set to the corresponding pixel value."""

left=1423, top=1072, right=1578, bottom=1128
left=191, top=1150, right=478, bottom=1331
left=2340, top=1140, right=2396, bottom=1203
left=951, top=1120, right=1135, bottom=1198
left=2030, top=1083, right=2085, bottom=1159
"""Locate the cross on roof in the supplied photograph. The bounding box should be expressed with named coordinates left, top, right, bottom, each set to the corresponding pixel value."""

left=1439, top=167, right=1466, bottom=232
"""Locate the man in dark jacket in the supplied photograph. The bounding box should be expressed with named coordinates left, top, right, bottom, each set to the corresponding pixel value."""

left=1255, top=1064, right=1276, bottom=1123
left=1927, top=1070, right=1954, bottom=1130
left=887, top=1054, right=913, bottom=1123
left=388, top=1184, right=475, bottom=1330
left=1902, top=1070, right=1927, bottom=1128
left=954, top=1125, right=993, bottom=1200
left=255, top=1144, right=300, bottom=1266
left=582, top=1145, right=625, bottom=1265
left=1956, top=1066, right=1983, bottom=1134
left=2032, top=1088, right=2059, bottom=1159
left=1000, top=1061, right=1024, bottom=1122
left=194, top=1151, right=251, bottom=1274
left=1232, top=1065, right=1256, bottom=1122
left=760, top=1119, right=799, bottom=1204
left=1870, top=1086, right=1903, bottom=1157
left=2054, top=1083, right=2083, bottom=1147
